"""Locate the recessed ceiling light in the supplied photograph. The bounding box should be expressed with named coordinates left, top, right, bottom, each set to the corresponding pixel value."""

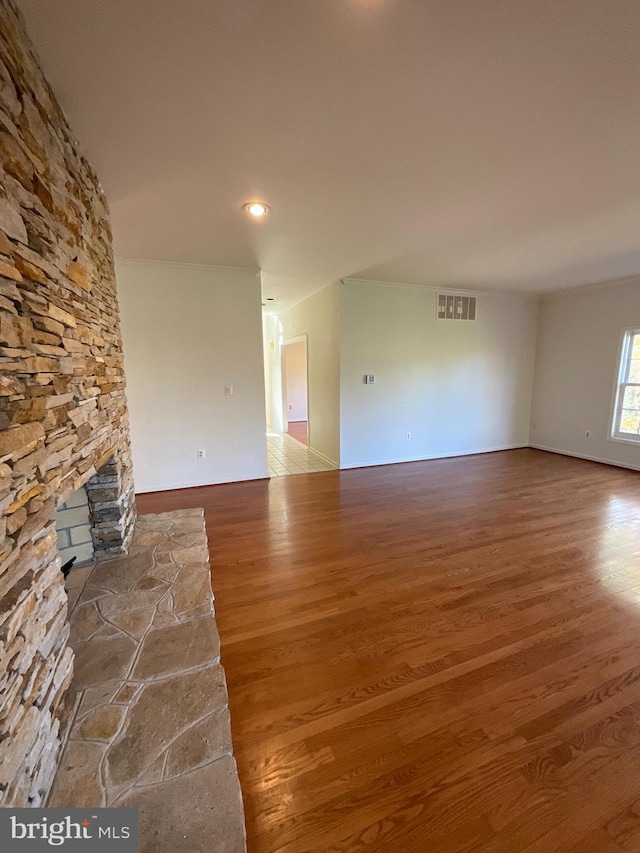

left=243, top=202, right=270, bottom=218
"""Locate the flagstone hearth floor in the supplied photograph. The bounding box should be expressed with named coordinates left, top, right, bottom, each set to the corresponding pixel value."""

left=49, top=509, right=247, bottom=853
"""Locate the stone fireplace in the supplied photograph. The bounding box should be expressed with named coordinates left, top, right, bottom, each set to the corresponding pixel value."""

left=0, top=0, right=136, bottom=807
left=56, top=485, right=94, bottom=569
left=55, top=455, right=135, bottom=572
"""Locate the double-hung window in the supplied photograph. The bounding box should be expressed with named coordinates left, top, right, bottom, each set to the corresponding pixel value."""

left=611, top=329, right=640, bottom=443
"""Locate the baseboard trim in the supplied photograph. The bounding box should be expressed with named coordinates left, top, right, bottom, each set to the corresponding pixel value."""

left=529, top=444, right=640, bottom=472
left=308, top=446, right=339, bottom=468
left=339, top=444, right=528, bottom=470
left=135, top=471, right=270, bottom=495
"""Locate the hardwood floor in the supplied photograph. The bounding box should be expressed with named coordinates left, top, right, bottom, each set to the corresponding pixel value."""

left=137, top=449, right=640, bottom=852
left=287, top=421, right=308, bottom=446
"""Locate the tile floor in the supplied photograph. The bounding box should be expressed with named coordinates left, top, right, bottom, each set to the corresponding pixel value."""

left=267, top=432, right=337, bottom=477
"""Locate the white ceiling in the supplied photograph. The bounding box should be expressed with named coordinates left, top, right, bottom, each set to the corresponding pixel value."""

left=18, top=0, right=640, bottom=308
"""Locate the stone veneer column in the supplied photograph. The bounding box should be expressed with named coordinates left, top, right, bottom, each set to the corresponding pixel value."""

left=0, top=0, right=136, bottom=806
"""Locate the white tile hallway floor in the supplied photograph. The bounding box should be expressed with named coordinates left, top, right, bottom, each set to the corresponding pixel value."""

left=267, top=433, right=337, bottom=477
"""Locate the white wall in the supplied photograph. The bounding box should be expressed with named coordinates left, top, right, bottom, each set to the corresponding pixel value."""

left=340, top=280, right=538, bottom=468
left=531, top=278, right=640, bottom=470
left=117, top=259, right=268, bottom=492
left=279, top=283, right=341, bottom=465
left=262, top=313, right=284, bottom=435
left=284, top=340, right=308, bottom=422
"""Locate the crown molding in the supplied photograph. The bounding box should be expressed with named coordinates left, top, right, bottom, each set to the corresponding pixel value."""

left=340, top=277, right=538, bottom=298
left=538, top=274, right=640, bottom=300
left=115, top=256, right=261, bottom=277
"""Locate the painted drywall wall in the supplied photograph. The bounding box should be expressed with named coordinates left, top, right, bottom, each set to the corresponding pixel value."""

left=340, top=281, right=538, bottom=468
left=279, top=283, right=340, bottom=464
left=262, top=313, right=284, bottom=434
left=531, top=278, right=640, bottom=470
left=117, top=259, right=268, bottom=491
left=284, top=340, right=308, bottom=422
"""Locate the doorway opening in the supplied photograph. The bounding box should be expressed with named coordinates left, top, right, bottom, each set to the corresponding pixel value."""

left=262, top=318, right=336, bottom=477
left=282, top=338, right=308, bottom=447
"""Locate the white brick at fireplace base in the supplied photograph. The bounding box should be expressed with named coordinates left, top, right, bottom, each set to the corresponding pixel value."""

left=55, top=487, right=94, bottom=566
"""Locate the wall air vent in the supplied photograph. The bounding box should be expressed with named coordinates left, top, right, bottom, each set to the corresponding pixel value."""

left=437, top=294, right=476, bottom=321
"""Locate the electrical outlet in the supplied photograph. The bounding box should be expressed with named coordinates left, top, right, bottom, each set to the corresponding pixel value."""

left=224, top=385, right=233, bottom=396
left=585, top=430, right=591, bottom=439
left=406, top=432, right=411, bottom=440
left=196, top=449, right=206, bottom=459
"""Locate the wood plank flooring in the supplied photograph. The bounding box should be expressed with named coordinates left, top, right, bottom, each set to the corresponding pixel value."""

left=137, top=449, right=640, bottom=852
left=287, top=421, right=308, bottom=446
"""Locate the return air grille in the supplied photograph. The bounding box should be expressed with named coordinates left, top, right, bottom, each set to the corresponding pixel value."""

left=437, top=294, right=476, bottom=320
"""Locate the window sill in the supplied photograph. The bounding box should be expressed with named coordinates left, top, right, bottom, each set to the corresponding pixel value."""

left=607, top=434, right=640, bottom=447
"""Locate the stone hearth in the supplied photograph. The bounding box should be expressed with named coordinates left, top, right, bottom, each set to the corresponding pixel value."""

left=49, top=508, right=246, bottom=853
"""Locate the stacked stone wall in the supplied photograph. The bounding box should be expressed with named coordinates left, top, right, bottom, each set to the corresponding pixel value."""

left=0, top=0, right=135, bottom=806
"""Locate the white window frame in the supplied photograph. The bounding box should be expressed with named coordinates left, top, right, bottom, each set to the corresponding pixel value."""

left=610, top=328, right=640, bottom=445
